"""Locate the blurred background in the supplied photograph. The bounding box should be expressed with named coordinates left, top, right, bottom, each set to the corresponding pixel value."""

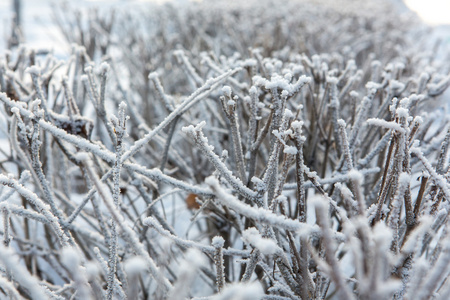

left=1, top=0, right=449, bottom=54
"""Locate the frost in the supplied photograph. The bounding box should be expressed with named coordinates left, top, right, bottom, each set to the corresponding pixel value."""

left=222, top=85, right=232, bottom=97
left=389, top=80, right=405, bottom=91
left=84, top=65, right=93, bottom=73
left=254, top=73, right=310, bottom=95
left=25, top=65, right=41, bottom=75
left=99, top=61, right=110, bottom=73
left=0, top=0, right=449, bottom=298
left=74, top=152, right=90, bottom=162
left=414, top=115, right=423, bottom=125
left=212, top=236, right=225, bottom=248
left=327, top=76, right=338, bottom=84
left=311, top=194, right=329, bottom=211
left=251, top=176, right=265, bottom=192
left=291, top=120, right=304, bottom=130
left=10, top=107, right=20, bottom=115
left=0, top=245, right=48, bottom=299
left=428, top=75, right=450, bottom=96
left=372, top=222, right=393, bottom=248
left=398, top=172, right=411, bottom=186
left=148, top=71, right=159, bottom=79
left=337, top=119, right=346, bottom=127
left=396, top=107, right=409, bottom=118
left=349, top=90, right=359, bottom=98
left=242, top=227, right=280, bottom=255
left=182, top=121, right=206, bottom=134
left=336, top=183, right=355, bottom=204
left=347, top=169, right=363, bottom=184
left=227, top=99, right=236, bottom=106
left=211, top=282, right=264, bottom=300
left=241, top=58, right=257, bottom=67
left=85, top=261, right=100, bottom=279
left=365, top=81, right=381, bottom=90
left=124, top=256, right=147, bottom=275
left=80, top=74, right=88, bottom=82
left=366, top=118, right=404, bottom=132
left=284, top=145, right=298, bottom=155
left=284, top=108, right=294, bottom=119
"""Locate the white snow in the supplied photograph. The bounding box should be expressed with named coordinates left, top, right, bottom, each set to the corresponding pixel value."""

left=283, top=145, right=298, bottom=155
left=366, top=118, right=405, bottom=132
left=61, top=247, right=81, bottom=271
left=212, top=236, right=225, bottom=248
left=124, top=256, right=147, bottom=275
left=25, top=65, right=40, bottom=75
left=242, top=227, right=280, bottom=255
left=222, top=85, right=232, bottom=97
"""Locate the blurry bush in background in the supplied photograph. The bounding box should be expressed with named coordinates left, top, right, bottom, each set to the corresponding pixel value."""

left=0, top=0, right=450, bottom=299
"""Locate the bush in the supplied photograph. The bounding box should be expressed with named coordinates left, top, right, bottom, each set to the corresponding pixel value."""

left=0, top=0, right=450, bottom=299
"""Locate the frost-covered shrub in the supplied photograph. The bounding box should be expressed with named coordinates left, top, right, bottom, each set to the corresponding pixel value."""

left=0, top=0, right=450, bottom=299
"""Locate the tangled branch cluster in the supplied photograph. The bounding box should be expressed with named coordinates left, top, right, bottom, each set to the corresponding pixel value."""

left=0, top=0, right=450, bottom=299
